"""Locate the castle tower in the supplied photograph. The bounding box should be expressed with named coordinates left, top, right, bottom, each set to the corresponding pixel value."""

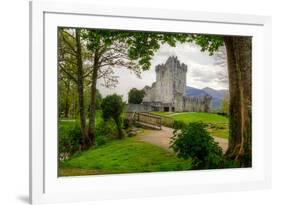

left=141, top=56, right=211, bottom=113
left=154, top=56, right=188, bottom=111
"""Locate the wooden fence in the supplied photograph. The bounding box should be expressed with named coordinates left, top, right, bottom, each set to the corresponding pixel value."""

left=125, top=112, right=162, bottom=130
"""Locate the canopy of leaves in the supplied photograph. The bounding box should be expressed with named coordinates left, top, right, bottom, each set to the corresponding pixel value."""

left=58, top=29, right=93, bottom=84
left=128, top=88, right=145, bottom=104
left=82, top=29, right=224, bottom=72
left=188, top=34, right=224, bottom=55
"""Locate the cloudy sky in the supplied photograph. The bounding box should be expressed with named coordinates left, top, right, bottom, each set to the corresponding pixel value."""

left=97, top=42, right=228, bottom=102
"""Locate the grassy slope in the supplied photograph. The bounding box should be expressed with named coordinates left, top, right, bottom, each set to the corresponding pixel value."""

left=151, top=112, right=229, bottom=139
left=59, top=137, right=192, bottom=176
left=171, top=112, right=227, bottom=124
left=59, top=112, right=225, bottom=176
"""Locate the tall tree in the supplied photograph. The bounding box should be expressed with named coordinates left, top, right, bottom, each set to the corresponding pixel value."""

left=128, top=88, right=145, bottom=104
left=75, top=28, right=91, bottom=148
left=58, top=28, right=92, bottom=149
left=186, top=34, right=252, bottom=166
left=83, top=29, right=190, bottom=145
left=224, top=36, right=252, bottom=166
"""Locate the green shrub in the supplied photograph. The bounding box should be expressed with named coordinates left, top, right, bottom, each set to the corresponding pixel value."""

left=59, top=122, right=82, bottom=159
left=101, top=94, right=125, bottom=139
left=95, top=119, right=117, bottom=140
left=96, top=135, right=107, bottom=146
left=173, top=120, right=186, bottom=130
left=223, top=159, right=240, bottom=168
left=170, top=122, right=224, bottom=169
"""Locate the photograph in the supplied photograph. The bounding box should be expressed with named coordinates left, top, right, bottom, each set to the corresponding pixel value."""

left=58, top=27, right=252, bottom=176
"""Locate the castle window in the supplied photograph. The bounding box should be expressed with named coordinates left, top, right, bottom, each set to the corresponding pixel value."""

left=164, top=107, right=169, bottom=112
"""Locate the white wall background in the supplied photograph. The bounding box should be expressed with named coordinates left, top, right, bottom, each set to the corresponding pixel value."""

left=0, top=0, right=279, bottom=204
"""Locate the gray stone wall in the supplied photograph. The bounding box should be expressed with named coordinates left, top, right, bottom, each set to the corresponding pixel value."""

left=125, top=103, right=153, bottom=113
left=183, top=95, right=212, bottom=112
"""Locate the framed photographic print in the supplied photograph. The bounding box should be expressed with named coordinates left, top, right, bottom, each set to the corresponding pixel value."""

left=30, top=0, right=272, bottom=204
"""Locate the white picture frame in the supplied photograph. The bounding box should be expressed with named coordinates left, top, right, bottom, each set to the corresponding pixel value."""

left=30, top=0, right=272, bottom=204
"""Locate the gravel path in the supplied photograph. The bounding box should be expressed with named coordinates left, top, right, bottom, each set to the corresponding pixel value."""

left=212, top=136, right=228, bottom=153
left=138, top=126, right=228, bottom=153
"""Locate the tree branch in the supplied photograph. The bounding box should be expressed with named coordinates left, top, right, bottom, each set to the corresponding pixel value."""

left=61, top=33, right=77, bottom=53
left=59, top=64, right=78, bottom=84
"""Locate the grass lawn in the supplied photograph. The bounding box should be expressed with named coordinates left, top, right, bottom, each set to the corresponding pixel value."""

left=59, top=111, right=225, bottom=176
left=59, top=136, right=192, bottom=176
left=171, top=112, right=228, bottom=124
left=150, top=111, right=175, bottom=117
left=151, top=112, right=229, bottom=139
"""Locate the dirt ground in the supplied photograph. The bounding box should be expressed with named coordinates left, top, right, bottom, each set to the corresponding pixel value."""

left=137, top=126, right=228, bottom=153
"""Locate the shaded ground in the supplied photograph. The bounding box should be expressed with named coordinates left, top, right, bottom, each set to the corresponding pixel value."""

left=137, top=126, right=228, bottom=153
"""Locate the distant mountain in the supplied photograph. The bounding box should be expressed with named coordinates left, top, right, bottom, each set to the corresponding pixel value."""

left=203, top=87, right=228, bottom=100
left=185, top=86, right=228, bottom=110
left=185, top=86, right=208, bottom=97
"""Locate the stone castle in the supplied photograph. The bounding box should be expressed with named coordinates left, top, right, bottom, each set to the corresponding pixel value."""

left=142, top=56, right=211, bottom=112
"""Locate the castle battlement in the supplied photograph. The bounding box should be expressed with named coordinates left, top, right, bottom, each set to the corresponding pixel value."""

left=155, top=56, right=188, bottom=73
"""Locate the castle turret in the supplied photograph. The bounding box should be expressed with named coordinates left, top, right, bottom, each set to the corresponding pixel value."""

left=153, top=56, right=188, bottom=111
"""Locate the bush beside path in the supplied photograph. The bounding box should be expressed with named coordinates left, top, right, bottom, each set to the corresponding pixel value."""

left=138, top=126, right=228, bottom=153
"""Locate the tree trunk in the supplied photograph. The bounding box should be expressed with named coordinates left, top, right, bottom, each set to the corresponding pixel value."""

left=224, top=36, right=252, bottom=167
left=75, top=28, right=88, bottom=149
left=114, top=117, right=123, bottom=139
left=87, top=52, right=99, bottom=146
left=232, top=37, right=252, bottom=167
left=64, top=80, right=70, bottom=118
left=71, top=88, right=77, bottom=118
left=224, top=37, right=242, bottom=157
